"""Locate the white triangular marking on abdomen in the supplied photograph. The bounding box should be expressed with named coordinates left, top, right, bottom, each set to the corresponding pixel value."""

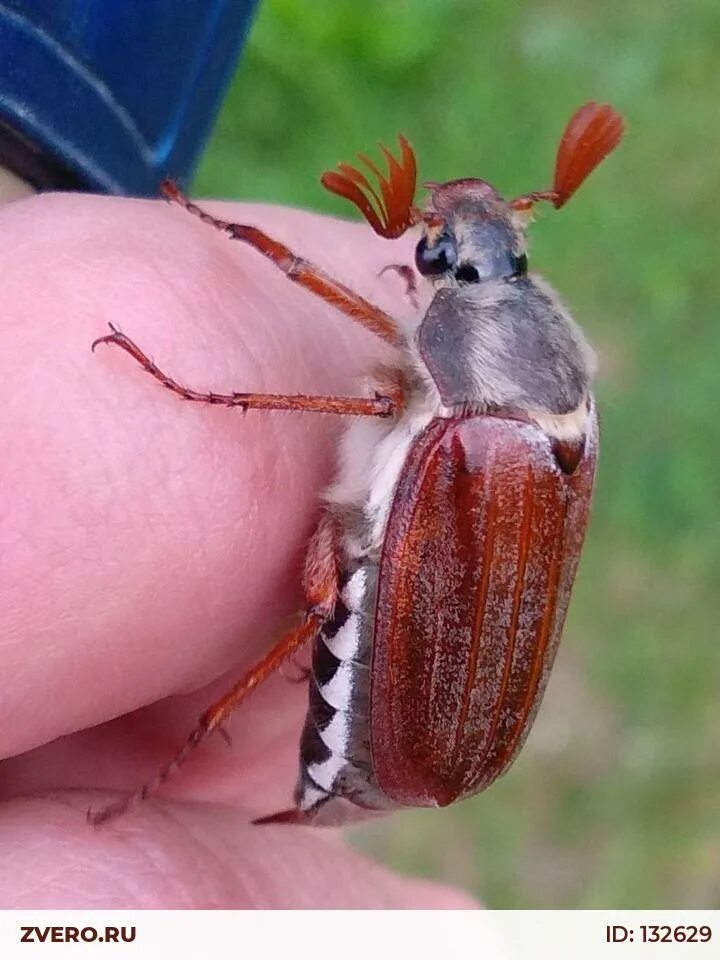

left=342, top=567, right=366, bottom=611
left=307, top=752, right=346, bottom=792
left=317, top=709, right=350, bottom=755
left=323, top=614, right=361, bottom=660
left=298, top=782, right=328, bottom=811
left=316, top=661, right=355, bottom=711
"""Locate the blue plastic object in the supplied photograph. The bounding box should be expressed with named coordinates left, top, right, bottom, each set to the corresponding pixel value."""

left=0, top=1, right=259, bottom=195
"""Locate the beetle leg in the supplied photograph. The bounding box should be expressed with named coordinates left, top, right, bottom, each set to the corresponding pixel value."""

left=88, top=615, right=322, bottom=826
left=379, top=263, right=419, bottom=311
left=92, top=324, right=402, bottom=418
left=162, top=182, right=403, bottom=347
left=89, top=514, right=340, bottom=826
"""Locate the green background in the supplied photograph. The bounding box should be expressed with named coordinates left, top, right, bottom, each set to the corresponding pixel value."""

left=196, top=0, right=719, bottom=908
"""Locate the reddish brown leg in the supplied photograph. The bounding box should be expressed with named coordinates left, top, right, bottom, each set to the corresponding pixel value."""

left=88, top=616, right=321, bottom=826
left=89, top=515, right=340, bottom=826
left=92, top=324, right=402, bottom=418
left=380, top=263, right=419, bottom=311
left=162, top=181, right=403, bottom=347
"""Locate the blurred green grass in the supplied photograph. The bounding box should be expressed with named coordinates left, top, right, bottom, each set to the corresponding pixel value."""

left=196, top=0, right=720, bottom=907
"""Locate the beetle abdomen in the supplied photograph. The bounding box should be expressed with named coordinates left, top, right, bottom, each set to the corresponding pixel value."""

left=370, top=413, right=597, bottom=807
left=293, top=564, right=395, bottom=825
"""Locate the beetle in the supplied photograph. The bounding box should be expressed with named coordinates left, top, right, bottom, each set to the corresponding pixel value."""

left=90, top=101, right=624, bottom=826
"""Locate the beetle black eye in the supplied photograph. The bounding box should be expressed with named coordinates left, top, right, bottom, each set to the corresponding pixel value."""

left=455, top=263, right=480, bottom=283
left=415, top=234, right=457, bottom=277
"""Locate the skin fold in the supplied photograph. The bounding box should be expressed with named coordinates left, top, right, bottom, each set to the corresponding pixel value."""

left=0, top=192, right=478, bottom=909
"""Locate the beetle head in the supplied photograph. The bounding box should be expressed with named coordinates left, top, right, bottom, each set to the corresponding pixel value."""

left=321, top=103, right=623, bottom=419
left=321, top=102, right=624, bottom=289
left=414, top=178, right=528, bottom=287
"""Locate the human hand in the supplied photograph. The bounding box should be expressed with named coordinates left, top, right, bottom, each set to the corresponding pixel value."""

left=0, top=192, right=477, bottom=909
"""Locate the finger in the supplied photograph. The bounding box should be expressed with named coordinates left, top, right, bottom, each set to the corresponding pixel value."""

left=0, top=793, right=479, bottom=909
left=0, top=670, right=308, bottom=814
left=0, top=192, right=417, bottom=760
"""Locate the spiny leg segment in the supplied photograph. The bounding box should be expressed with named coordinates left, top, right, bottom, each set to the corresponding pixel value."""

left=89, top=514, right=340, bottom=826
left=88, top=615, right=321, bottom=826
left=161, top=181, right=403, bottom=347
left=92, top=324, right=401, bottom=418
